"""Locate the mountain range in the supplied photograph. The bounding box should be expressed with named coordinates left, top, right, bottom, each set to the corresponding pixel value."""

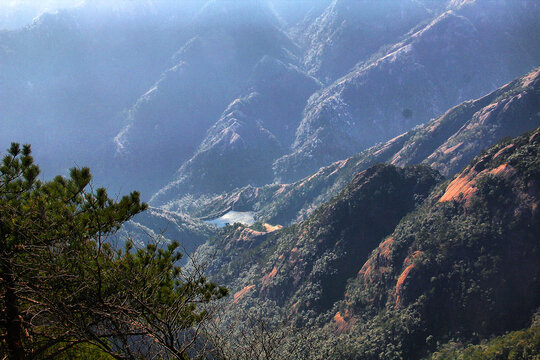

left=3, top=0, right=539, bottom=201
left=2, top=1, right=540, bottom=358
left=272, top=0, right=540, bottom=183
left=155, top=67, right=540, bottom=227
left=150, top=0, right=540, bottom=204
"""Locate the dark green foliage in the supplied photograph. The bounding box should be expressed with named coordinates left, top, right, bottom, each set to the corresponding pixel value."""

left=430, top=321, right=540, bottom=360
left=198, top=127, right=540, bottom=359
left=41, top=343, right=115, bottom=360
left=274, top=164, right=442, bottom=313
left=0, top=143, right=227, bottom=359
left=334, top=127, right=540, bottom=358
left=194, top=163, right=442, bottom=359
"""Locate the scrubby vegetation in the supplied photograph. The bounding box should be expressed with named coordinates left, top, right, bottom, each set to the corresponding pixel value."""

left=195, top=127, right=540, bottom=359
left=430, top=319, right=540, bottom=360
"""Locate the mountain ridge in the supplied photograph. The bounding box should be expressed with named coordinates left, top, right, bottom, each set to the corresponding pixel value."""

left=273, top=0, right=540, bottom=183
left=198, top=125, right=540, bottom=359
left=156, top=67, right=540, bottom=230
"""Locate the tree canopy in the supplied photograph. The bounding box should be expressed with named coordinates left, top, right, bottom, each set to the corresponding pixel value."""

left=0, top=143, right=227, bottom=360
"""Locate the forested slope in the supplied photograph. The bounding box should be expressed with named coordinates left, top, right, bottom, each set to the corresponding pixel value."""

left=199, top=126, right=540, bottom=359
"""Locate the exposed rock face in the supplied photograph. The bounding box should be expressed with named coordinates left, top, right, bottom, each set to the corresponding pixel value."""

left=338, top=126, right=540, bottom=356
left=391, top=67, right=540, bottom=175
left=274, top=0, right=540, bottom=183
left=202, top=164, right=441, bottom=315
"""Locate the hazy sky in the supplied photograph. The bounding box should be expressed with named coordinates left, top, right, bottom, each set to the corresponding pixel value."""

left=1, top=0, right=82, bottom=10
left=0, top=0, right=209, bottom=29
left=0, top=0, right=192, bottom=30
left=0, top=0, right=85, bottom=29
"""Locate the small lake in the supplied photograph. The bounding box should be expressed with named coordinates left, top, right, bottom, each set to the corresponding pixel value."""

left=205, top=211, right=255, bottom=228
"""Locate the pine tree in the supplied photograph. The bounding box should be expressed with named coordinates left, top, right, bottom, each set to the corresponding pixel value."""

left=0, top=143, right=227, bottom=359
